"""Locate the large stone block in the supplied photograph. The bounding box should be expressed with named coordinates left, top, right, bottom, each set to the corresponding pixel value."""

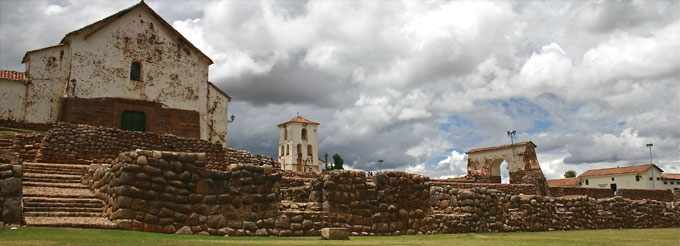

left=320, top=227, right=349, bottom=240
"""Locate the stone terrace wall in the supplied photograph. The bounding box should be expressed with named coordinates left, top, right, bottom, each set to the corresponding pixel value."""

left=0, top=155, right=22, bottom=225
left=549, top=186, right=613, bottom=199
left=82, top=150, right=281, bottom=236
left=38, top=123, right=272, bottom=169
left=431, top=181, right=539, bottom=196
left=618, top=189, right=676, bottom=202
left=12, top=134, right=44, bottom=163
left=373, top=171, right=432, bottom=235
left=429, top=185, right=680, bottom=233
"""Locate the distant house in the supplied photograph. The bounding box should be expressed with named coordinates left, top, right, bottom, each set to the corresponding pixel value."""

left=0, top=2, right=231, bottom=145
left=548, top=164, right=680, bottom=193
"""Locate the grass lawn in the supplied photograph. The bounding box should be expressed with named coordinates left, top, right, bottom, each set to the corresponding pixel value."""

left=0, top=227, right=678, bottom=246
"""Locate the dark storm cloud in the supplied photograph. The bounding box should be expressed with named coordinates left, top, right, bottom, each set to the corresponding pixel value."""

left=1, top=0, right=678, bottom=179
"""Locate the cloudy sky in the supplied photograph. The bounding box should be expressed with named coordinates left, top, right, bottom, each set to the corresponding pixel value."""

left=1, top=0, right=678, bottom=180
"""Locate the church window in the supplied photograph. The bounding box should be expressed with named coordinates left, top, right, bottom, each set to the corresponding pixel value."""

left=302, top=128, right=307, bottom=140
left=286, top=144, right=289, bottom=155
left=280, top=146, right=284, bottom=156
left=307, top=145, right=313, bottom=156
left=130, top=61, right=141, bottom=81
left=284, top=128, right=288, bottom=140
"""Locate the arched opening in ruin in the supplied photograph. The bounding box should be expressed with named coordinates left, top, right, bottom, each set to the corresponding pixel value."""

left=489, top=159, right=510, bottom=184
left=500, top=160, right=509, bottom=184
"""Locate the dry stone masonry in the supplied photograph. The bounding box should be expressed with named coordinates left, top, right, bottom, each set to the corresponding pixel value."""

left=0, top=152, right=22, bottom=225
left=82, top=149, right=281, bottom=235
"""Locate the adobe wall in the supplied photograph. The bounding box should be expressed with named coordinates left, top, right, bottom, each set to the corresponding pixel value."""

left=618, top=189, right=676, bottom=202
left=549, top=186, right=614, bottom=199
left=60, top=97, right=200, bottom=139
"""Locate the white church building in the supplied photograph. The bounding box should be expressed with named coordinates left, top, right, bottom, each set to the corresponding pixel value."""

left=277, top=115, right=321, bottom=173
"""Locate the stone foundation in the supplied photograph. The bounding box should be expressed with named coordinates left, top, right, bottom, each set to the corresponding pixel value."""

left=0, top=155, right=22, bottom=225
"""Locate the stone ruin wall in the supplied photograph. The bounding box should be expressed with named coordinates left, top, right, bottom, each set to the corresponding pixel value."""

left=20, top=122, right=273, bottom=168
left=81, top=154, right=680, bottom=236
left=430, top=185, right=679, bottom=233
left=82, top=149, right=281, bottom=236
left=0, top=153, right=22, bottom=226
left=2, top=123, right=679, bottom=234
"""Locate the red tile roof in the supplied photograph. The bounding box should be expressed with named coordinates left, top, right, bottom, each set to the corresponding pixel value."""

left=661, top=173, right=680, bottom=180
left=579, top=164, right=663, bottom=178
left=278, top=115, right=320, bottom=126
left=466, top=141, right=536, bottom=154
left=0, top=70, right=26, bottom=82
left=547, top=177, right=581, bottom=187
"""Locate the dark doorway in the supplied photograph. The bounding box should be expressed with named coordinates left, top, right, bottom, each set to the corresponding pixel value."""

left=610, top=183, right=617, bottom=195
left=121, top=111, right=145, bottom=132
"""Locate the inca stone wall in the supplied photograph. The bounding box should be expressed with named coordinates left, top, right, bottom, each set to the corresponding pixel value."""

left=430, top=185, right=680, bottom=233
left=0, top=153, right=22, bottom=225
left=37, top=123, right=272, bottom=168
left=431, top=182, right=539, bottom=196
left=11, top=134, right=44, bottom=163
left=82, top=149, right=281, bottom=235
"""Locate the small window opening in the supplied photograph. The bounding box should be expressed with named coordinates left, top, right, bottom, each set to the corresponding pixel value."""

left=585, top=180, right=589, bottom=185
left=635, top=175, right=640, bottom=181
left=307, top=145, right=313, bottom=156
left=301, top=128, right=307, bottom=140
left=130, top=61, right=141, bottom=81
left=611, top=177, right=615, bottom=181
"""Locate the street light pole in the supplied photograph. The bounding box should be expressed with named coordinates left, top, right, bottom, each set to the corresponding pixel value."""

left=507, top=130, right=516, bottom=145
left=324, top=153, right=328, bottom=171
left=647, top=143, right=654, bottom=189
left=378, top=160, right=383, bottom=172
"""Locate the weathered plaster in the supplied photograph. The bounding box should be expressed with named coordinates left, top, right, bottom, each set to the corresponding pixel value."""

left=23, top=45, right=71, bottom=124
left=14, top=3, right=229, bottom=144
left=205, top=83, right=230, bottom=145
left=0, top=79, right=26, bottom=121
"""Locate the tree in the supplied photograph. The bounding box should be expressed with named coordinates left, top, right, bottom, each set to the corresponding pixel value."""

left=564, top=170, right=577, bottom=178
left=331, top=153, right=344, bottom=170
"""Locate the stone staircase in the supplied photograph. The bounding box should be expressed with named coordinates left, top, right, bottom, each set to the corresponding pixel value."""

left=22, top=162, right=116, bottom=228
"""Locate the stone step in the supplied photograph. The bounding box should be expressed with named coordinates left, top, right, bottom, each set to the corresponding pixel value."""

left=22, top=162, right=88, bottom=172
left=23, top=186, right=95, bottom=199
left=24, top=206, right=103, bottom=213
left=24, top=172, right=83, bottom=179
left=24, top=200, right=103, bottom=209
left=24, top=172, right=82, bottom=181
left=23, top=177, right=82, bottom=184
left=24, top=211, right=104, bottom=217
left=23, top=197, right=103, bottom=205
left=24, top=217, right=116, bottom=229
left=23, top=169, right=85, bottom=176
left=22, top=181, right=88, bottom=189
